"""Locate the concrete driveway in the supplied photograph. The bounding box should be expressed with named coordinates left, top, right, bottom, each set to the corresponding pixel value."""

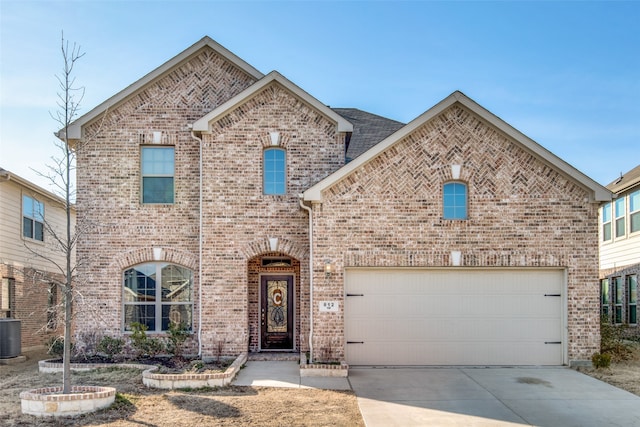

left=349, top=367, right=640, bottom=427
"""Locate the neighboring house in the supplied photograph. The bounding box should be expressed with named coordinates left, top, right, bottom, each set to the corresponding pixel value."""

left=599, top=165, right=640, bottom=331
left=62, top=37, right=610, bottom=366
left=0, top=168, right=73, bottom=349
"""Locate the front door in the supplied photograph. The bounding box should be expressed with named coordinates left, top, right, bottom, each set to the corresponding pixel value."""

left=261, top=275, right=294, bottom=350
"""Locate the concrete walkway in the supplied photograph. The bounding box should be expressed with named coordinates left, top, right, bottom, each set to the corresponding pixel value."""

left=232, top=360, right=351, bottom=390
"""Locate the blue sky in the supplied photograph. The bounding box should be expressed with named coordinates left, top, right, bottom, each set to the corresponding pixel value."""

left=1, top=0, right=638, bottom=191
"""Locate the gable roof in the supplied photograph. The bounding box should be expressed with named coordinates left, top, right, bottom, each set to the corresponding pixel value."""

left=0, top=167, right=76, bottom=209
left=61, top=36, right=264, bottom=141
left=192, top=71, right=353, bottom=133
left=332, top=108, right=405, bottom=161
left=606, top=164, right=640, bottom=195
left=304, top=91, right=611, bottom=203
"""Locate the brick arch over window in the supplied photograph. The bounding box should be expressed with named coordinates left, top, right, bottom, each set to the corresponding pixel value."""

left=240, top=237, right=307, bottom=261
left=111, top=247, right=198, bottom=272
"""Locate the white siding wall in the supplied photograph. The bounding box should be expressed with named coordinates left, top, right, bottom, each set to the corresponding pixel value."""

left=599, top=188, right=640, bottom=270
left=0, top=179, right=73, bottom=273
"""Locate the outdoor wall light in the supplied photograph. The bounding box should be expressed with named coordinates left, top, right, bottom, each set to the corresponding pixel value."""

left=324, top=260, right=333, bottom=277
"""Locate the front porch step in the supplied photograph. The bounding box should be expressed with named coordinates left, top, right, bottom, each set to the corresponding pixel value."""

left=247, top=352, right=299, bottom=362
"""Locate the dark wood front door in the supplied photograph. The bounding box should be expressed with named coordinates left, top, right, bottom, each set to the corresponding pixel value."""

left=261, top=275, right=294, bottom=350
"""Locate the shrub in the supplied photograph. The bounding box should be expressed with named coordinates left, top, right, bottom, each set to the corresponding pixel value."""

left=46, top=336, right=65, bottom=357
left=600, top=315, right=632, bottom=361
left=166, top=321, right=190, bottom=359
left=592, top=352, right=612, bottom=369
left=129, top=322, right=165, bottom=358
left=98, top=336, right=125, bottom=360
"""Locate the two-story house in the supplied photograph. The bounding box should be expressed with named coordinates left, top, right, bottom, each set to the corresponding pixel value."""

left=599, top=165, right=640, bottom=331
left=0, top=168, right=74, bottom=349
left=62, top=37, right=610, bottom=366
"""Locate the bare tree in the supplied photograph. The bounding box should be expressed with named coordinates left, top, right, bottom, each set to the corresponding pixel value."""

left=33, top=33, right=86, bottom=394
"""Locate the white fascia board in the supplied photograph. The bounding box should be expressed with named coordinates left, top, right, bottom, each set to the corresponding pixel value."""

left=193, top=71, right=353, bottom=133
left=0, top=168, right=76, bottom=208
left=62, top=36, right=264, bottom=140
left=304, top=91, right=611, bottom=203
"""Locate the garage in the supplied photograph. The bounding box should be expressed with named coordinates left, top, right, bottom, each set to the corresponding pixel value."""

left=345, top=268, right=565, bottom=366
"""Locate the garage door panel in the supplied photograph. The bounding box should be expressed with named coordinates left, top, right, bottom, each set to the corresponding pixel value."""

left=345, top=269, right=564, bottom=366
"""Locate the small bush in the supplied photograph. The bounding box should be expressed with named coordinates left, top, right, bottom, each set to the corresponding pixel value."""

left=592, top=352, right=612, bottom=369
left=98, top=336, right=125, bottom=360
left=46, top=336, right=65, bottom=357
left=600, top=316, right=632, bottom=361
left=129, top=322, right=166, bottom=358
left=166, top=321, right=190, bottom=359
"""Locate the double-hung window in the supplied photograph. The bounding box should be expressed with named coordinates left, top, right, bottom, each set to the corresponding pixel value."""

left=614, top=198, right=625, bottom=238
left=141, top=146, right=174, bottom=204
left=602, top=202, right=612, bottom=241
left=443, top=182, right=467, bottom=220
left=630, top=190, right=640, bottom=234
left=263, top=148, right=286, bottom=195
left=612, top=277, right=623, bottom=324
left=22, top=195, right=44, bottom=241
left=123, top=262, right=193, bottom=332
left=628, top=275, right=638, bottom=325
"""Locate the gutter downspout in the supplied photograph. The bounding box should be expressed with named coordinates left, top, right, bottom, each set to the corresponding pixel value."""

left=191, top=130, right=204, bottom=357
left=298, top=194, right=314, bottom=363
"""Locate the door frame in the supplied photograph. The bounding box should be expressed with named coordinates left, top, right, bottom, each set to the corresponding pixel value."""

left=259, top=273, right=296, bottom=351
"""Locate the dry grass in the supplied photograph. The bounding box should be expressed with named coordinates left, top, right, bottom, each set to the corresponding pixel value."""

left=0, top=348, right=364, bottom=427
left=577, top=341, right=640, bottom=396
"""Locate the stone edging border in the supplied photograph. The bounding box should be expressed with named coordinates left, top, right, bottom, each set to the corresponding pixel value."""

left=38, top=353, right=248, bottom=390
left=20, top=386, right=116, bottom=417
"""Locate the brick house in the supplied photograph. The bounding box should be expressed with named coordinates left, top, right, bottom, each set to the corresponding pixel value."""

left=64, top=37, right=610, bottom=366
left=0, top=168, right=70, bottom=349
left=599, top=165, right=640, bottom=332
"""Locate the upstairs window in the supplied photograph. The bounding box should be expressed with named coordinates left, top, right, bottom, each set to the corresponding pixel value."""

left=123, top=262, right=193, bottom=333
left=614, top=198, right=626, bottom=238
left=141, top=146, right=174, bottom=204
left=602, top=202, right=612, bottom=241
left=23, top=195, right=44, bottom=241
left=263, top=148, right=286, bottom=195
left=443, top=182, right=467, bottom=220
left=630, top=190, right=640, bottom=234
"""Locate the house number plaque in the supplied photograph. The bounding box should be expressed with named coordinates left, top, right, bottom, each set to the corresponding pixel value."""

left=319, top=301, right=339, bottom=312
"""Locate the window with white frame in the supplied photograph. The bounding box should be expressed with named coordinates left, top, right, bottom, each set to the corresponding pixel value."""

left=123, top=262, right=193, bottom=332
left=628, top=275, right=637, bottom=325
left=630, top=190, right=640, bottom=234
left=443, top=182, right=468, bottom=220
left=615, top=198, right=626, bottom=238
left=1, top=278, right=14, bottom=318
left=141, top=146, right=174, bottom=204
left=23, top=195, right=44, bottom=241
left=263, top=148, right=286, bottom=195
left=602, top=202, right=612, bottom=241
left=601, top=278, right=610, bottom=319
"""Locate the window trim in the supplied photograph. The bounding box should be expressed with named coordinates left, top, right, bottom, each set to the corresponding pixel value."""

left=602, top=202, right=612, bottom=242
left=140, top=146, right=175, bottom=204
left=22, top=194, right=45, bottom=242
left=601, top=278, right=610, bottom=320
left=263, top=147, right=287, bottom=195
left=442, top=181, right=468, bottom=220
left=612, top=276, right=623, bottom=324
left=123, top=262, right=193, bottom=333
left=614, top=197, right=626, bottom=238
left=630, top=189, right=640, bottom=234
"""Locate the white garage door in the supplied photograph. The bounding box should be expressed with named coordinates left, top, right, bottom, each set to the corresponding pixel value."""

left=345, top=268, right=564, bottom=366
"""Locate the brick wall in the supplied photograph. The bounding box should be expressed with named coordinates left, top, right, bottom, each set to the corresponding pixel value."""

left=311, top=104, right=601, bottom=363
left=1, top=264, right=62, bottom=349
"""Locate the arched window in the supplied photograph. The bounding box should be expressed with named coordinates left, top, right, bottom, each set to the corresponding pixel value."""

left=263, top=148, right=286, bottom=195
left=443, top=182, right=467, bottom=220
left=123, top=263, right=193, bottom=332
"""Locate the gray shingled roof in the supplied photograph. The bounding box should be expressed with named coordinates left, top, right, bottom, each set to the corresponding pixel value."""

left=606, top=164, right=640, bottom=195
left=332, top=108, right=405, bottom=161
